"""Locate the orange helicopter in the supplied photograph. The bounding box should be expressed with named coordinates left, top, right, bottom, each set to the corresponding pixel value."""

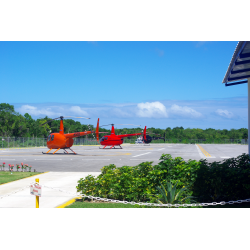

left=41, top=116, right=102, bottom=154
left=95, top=120, right=150, bottom=149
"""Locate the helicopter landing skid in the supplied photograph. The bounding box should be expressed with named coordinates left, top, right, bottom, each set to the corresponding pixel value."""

left=42, top=148, right=77, bottom=154
left=99, top=145, right=123, bottom=149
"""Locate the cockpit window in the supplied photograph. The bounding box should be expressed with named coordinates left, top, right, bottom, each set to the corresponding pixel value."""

left=47, top=135, right=51, bottom=141
left=51, top=135, right=54, bottom=141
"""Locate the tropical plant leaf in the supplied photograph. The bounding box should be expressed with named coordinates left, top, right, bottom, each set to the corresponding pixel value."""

left=156, top=184, right=168, bottom=203
left=154, top=179, right=193, bottom=205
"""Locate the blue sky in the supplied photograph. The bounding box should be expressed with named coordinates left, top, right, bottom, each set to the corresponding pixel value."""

left=0, top=41, right=248, bottom=130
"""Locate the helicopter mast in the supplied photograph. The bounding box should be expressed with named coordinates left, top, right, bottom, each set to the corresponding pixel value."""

left=110, top=124, right=115, bottom=135
left=59, top=116, right=64, bottom=135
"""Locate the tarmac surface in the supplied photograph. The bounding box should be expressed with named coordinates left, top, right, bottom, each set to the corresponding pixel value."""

left=0, top=143, right=248, bottom=208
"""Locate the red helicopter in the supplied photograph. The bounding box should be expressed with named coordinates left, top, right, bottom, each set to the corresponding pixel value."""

left=96, top=120, right=152, bottom=149
left=41, top=116, right=101, bottom=154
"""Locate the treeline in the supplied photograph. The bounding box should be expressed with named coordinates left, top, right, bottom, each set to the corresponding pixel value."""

left=0, top=103, right=96, bottom=138
left=116, top=126, right=248, bottom=141
left=0, top=103, right=248, bottom=140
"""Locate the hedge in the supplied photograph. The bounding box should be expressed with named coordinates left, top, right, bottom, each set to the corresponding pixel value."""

left=76, top=153, right=250, bottom=204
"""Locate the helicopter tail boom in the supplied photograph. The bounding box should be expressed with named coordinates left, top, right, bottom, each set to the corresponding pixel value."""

left=96, top=118, right=100, bottom=143
left=64, top=131, right=93, bottom=138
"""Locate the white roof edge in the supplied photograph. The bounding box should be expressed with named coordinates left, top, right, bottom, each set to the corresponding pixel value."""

left=222, top=41, right=246, bottom=84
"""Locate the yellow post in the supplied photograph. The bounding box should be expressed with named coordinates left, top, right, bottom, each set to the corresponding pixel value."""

left=35, top=178, right=39, bottom=208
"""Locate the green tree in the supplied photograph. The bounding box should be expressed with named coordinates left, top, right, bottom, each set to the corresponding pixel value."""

left=38, top=120, right=51, bottom=137
left=0, top=103, right=15, bottom=113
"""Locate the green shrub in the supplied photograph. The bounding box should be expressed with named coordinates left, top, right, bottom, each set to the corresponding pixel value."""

left=76, top=154, right=201, bottom=203
left=76, top=153, right=250, bottom=204
left=192, top=153, right=250, bottom=202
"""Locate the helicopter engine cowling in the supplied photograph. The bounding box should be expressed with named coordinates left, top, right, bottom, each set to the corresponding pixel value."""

left=143, top=135, right=152, bottom=144
left=66, top=138, right=74, bottom=148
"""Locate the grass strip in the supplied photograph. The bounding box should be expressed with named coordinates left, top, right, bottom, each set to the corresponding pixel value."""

left=66, top=201, right=139, bottom=208
left=66, top=200, right=250, bottom=208
left=0, top=172, right=42, bottom=185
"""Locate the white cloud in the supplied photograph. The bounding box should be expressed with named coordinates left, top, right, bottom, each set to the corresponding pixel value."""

left=136, top=102, right=168, bottom=118
left=69, top=106, right=89, bottom=117
left=215, top=109, right=234, bottom=119
left=12, top=97, right=248, bottom=129
left=17, top=105, right=57, bottom=117
left=168, top=104, right=202, bottom=118
left=17, top=105, right=89, bottom=118
left=112, top=108, right=132, bottom=118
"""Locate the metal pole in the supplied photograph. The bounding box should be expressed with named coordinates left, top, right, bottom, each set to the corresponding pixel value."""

left=36, top=178, right=39, bottom=208
left=248, top=79, right=250, bottom=156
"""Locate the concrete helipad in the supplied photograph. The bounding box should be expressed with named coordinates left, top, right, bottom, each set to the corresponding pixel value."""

left=0, top=143, right=248, bottom=172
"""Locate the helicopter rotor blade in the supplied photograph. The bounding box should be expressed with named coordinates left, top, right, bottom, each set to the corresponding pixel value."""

left=39, top=117, right=61, bottom=126
left=100, top=124, right=140, bottom=127
left=93, top=131, right=109, bottom=134
left=115, top=124, right=141, bottom=126
left=64, top=116, right=91, bottom=119
left=39, top=116, right=91, bottom=126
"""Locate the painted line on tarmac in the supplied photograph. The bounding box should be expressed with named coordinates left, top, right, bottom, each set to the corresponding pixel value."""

left=0, top=158, right=15, bottom=160
left=82, top=159, right=111, bottom=160
left=130, top=159, right=160, bottom=160
left=196, top=144, right=212, bottom=157
left=132, top=152, right=151, bottom=158
left=157, top=148, right=165, bottom=151
left=35, top=159, right=62, bottom=160
left=106, top=150, right=153, bottom=152
left=220, top=156, right=231, bottom=158
left=195, top=144, right=208, bottom=158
